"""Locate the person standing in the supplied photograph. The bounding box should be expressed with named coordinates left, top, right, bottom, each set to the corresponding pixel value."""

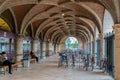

left=91, top=56, right=95, bottom=71
left=72, top=54, right=75, bottom=67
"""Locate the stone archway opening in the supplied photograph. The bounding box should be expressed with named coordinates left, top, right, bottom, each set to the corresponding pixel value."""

left=65, top=37, right=78, bottom=51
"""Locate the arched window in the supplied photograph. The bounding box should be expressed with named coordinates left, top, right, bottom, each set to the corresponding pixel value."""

left=65, top=37, right=78, bottom=51
left=103, top=9, right=114, bottom=33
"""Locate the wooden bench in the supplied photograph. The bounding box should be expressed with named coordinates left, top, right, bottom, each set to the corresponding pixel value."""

left=0, top=61, right=23, bottom=75
left=0, top=59, right=36, bottom=75
left=12, top=61, right=23, bottom=71
left=30, top=58, right=36, bottom=63
left=0, top=65, right=9, bottom=75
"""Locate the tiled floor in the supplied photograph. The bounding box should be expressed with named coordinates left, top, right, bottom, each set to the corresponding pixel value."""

left=0, top=55, right=114, bottom=80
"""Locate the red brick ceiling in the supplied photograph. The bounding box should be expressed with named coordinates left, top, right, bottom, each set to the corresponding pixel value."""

left=0, top=0, right=119, bottom=43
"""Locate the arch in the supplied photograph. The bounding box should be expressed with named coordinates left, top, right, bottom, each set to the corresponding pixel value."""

left=51, top=29, right=89, bottom=44
left=43, top=24, right=90, bottom=42
left=9, top=8, right=18, bottom=33
left=103, top=9, right=114, bottom=33
left=65, top=37, right=78, bottom=50
left=34, top=4, right=102, bottom=38
left=43, top=20, right=93, bottom=40
left=57, top=34, right=86, bottom=44
left=0, top=0, right=37, bottom=14
left=17, top=2, right=103, bottom=37
left=1, top=0, right=118, bottom=30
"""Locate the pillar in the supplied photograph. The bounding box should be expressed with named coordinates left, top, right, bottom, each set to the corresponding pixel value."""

left=87, top=41, right=91, bottom=54
left=42, top=41, right=46, bottom=58
left=90, top=41, right=93, bottom=54
left=55, top=43, right=59, bottom=53
left=94, top=38, right=97, bottom=54
left=46, top=41, right=49, bottom=56
left=89, top=41, right=92, bottom=54
left=113, top=24, right=120, bottom=80
left=40, top=42, right=43, bottom=58
left=15, top=34, right=23, bottom=62
left=82, top=42, right=85, bottom=51
left=91, top=41, right=94, bottom=54
left=78, top=40, right=82, bottom=50
left=31, top=39, right=38, bottom=53
left=98, top=33, right=104, bottom=60
left=52, top=43, right=55, bottom=54
left=94, top=38, right=97, bottom=66
left=60, top=43, right=65, bottom=51
left=52, top=44, right=55, bottom=54
left=82, top=42, right=87, bottom=53
left=48, top=42, right=53, bottom=56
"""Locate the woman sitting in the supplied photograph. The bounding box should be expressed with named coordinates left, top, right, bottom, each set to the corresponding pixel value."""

left=0, top=52, right=12, bottom=74
left=30, top=51, right=38, bottom=63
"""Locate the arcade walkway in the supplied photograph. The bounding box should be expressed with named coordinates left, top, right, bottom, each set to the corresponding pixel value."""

left=0, top=55, right=113, bottom=80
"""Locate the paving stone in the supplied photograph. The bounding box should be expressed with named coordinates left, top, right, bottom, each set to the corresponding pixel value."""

left=0, top=55, right=114, bottom=80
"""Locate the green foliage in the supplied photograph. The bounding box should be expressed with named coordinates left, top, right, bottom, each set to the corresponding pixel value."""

left=65, top=37, right=78, bottom=50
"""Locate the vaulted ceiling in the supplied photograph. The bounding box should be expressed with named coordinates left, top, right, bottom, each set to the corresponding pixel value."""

left=0, top=0, right=119, bottom=44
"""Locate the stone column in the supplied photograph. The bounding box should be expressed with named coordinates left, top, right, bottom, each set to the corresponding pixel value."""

left=78, top=40, right=82, bottom=50
left=82, top=42, right=85, bottom=51
left=52, top=43, right=55, bottom=54
left=55, top=43, right=59, bottom=53
left=42, top=41, right=46, bottom=58
left=31, top=39, right=41, bottom=62
left=88, top=41, right=92, bottom=54
left=82, top=42, right=87, bottom=53
left=87, top=41, right=90, bottom=54
left=31, top=39, right=38, bottom=53
left=113, top=24, right=120, bottom=80
left=98, top=33, right=104, bottom=60
left=60, top=43, right=65, bottom=51
left=15, top=34, right=23, bottom=62
left=58, top=43, right=61, bottom=52
left=46, top=41, right=49, bottom=57
left=54, top=44, right=57, bottom=53
left=40, top=42, right=43, bottom=58
left=48, top=42, right=53, bottom=56
left=93, top=38, right=97, bottom=66
left=90, top=41, right=93, bottom=54
left=94, top=38, right=97, bottom=54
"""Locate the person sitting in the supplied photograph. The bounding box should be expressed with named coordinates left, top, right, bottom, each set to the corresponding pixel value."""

left=23, top=53, right=30, bottom=60
left=30, top=51, right=38, bottom=63
left=0, top=52, right=12, bottom=74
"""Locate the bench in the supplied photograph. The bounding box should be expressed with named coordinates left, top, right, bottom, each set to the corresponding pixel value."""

left=0, top=59, right=35, bottom=75
left=30, top=58, right=36, bottom=63
left=0, top=61, right=23, bottom=75
left=0, top=65, right=8, bottom=75
left=12, top=61, right=23, bottom=71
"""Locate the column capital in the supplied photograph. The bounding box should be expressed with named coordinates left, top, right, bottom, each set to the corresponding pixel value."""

left=113, top=24, right=120, bottom=34
left=60, top=42, right=64, bottom=44
left=17, top=34, right=24, bottom=38
left=32, top=37, right=39, bottom=41
left=33, top=39, right=39, bottom=41
left=98, top=33, right=104, bottom=39
left=42, top=40, right=49, bottom=43
left=56, top=43, right=59, bottom=45
left=87, top=41, right=90, bottom=44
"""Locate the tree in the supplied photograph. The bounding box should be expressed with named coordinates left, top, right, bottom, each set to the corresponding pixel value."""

left=74, top=41, right=78, bottom=50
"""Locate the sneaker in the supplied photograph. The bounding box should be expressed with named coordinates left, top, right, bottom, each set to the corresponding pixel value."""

left=9, top=72, right=12, bottom=74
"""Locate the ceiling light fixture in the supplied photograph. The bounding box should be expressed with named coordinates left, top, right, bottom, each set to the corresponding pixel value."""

left=62, top=13, right=64, bottom=16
